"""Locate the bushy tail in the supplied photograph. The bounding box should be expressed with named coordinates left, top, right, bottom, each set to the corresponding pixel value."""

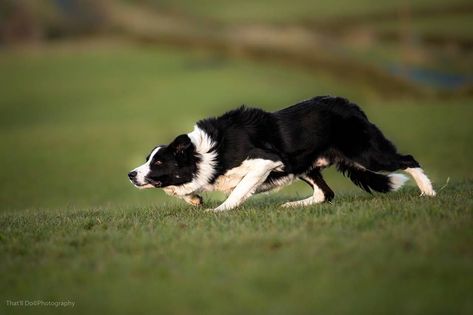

left=337, top=162, right=408, bottom=193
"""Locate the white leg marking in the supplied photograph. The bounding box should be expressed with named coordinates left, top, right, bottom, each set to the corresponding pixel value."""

left=211, top=159, right=283, bottom=212
left=282, top=175, right=325, bottom=208
left=404, top=167, right=436, bottom=196
left=388, top=173, right=409, bottom=191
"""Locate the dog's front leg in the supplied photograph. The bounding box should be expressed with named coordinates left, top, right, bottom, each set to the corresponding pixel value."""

left=211, top=160, right=283, bottom=212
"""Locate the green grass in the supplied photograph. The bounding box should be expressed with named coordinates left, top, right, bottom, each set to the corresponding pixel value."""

left=1, top=184, right=472, bottom=314
left=0, top=43, right=472, bottom=314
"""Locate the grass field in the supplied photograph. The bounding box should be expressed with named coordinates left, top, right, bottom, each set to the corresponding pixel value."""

left=0, top=42, right=472, bottom=314
left=1, top=184, right=472, bottom=314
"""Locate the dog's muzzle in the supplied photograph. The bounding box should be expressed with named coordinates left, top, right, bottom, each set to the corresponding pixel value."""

left=128, top=171, right=143, bottom=187
left=128, top=171, right=161, bottom=188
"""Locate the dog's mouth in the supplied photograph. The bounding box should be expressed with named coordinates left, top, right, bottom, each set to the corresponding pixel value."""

left=146, top=178, right=162, bottom=188
left=130, top=178, right=160, bottom=189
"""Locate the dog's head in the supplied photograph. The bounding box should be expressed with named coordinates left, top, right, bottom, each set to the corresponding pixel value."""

left=128, top=135, right=198, bottom=189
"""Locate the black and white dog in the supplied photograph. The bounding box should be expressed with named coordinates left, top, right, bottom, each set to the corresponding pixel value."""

left=128, top=96, right=435, bottom=211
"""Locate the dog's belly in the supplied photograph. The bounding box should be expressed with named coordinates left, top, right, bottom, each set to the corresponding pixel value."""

left=211, top=172, right=245, bottom=194
left=206, top=159, right=290, bottom=194
left=207, top=160, right=258, bottom=194
left=257, top=174, right=295, bottom=193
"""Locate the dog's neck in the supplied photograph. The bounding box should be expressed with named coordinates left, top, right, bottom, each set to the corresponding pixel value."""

left=163, top=126, right=217, bottom=196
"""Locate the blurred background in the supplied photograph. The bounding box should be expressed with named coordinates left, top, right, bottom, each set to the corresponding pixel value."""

left=0, top=0, right=472, bottom=211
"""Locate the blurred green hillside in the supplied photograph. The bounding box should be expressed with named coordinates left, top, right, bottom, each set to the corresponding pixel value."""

left=1, top=0, right=472, bottom=94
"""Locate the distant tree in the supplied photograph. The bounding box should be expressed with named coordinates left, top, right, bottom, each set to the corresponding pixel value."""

left=51, top=0, right=110, bottom=37
left=0, top=0, right=41, bottom=44
left=0, top=0, right=111, bottom=44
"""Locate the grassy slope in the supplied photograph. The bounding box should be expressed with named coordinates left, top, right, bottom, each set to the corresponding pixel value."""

left=0, top=43, right=472, bottom=314
left=1, top=184, right=472, bottom=315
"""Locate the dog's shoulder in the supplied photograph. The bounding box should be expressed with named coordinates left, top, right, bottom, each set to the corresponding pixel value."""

left=193, top=106, right=283, bottom=179
left=196, top=105, right=271, bottom=136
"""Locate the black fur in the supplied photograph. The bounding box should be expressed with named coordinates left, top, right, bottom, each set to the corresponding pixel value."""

left=200, top=96, right=418, bottom=196
left=197, top=105, right=283, bottom=178
left=143, top=138, right=201, bottom=187
left=303, top=169, right=335, bottom=201
left=133, top=96, right=422, bottom=201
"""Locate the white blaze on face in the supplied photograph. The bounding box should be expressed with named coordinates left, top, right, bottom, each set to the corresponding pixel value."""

left=131, top=146, right=161, bottom=189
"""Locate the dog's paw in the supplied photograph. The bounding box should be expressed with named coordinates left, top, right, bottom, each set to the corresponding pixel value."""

left=420, top=189, right=436, bottom=197
left=190, top=195, right=204, bottom=206
left=184, top=194, right=204, bottom=206
left=281, top=197, right=325, bottom=208
left=204, top=205, right=231, bottom=212
left=281, top=201, right=304, bottom=208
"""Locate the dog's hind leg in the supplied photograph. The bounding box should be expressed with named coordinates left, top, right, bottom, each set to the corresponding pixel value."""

left=389, top=154, right=434, bottom=196
left=363, top=153, right=436, bottom=196
left=304, top=169, right=335, bottom=202
left=282, top=169, right=334, bottom=208
left=403, top=166, right=436, bottom=197
left=338, top=121, right=436, bottom=196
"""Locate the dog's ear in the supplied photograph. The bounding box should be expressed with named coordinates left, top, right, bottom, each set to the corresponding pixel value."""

left=169, top=134, right=193, bottom=155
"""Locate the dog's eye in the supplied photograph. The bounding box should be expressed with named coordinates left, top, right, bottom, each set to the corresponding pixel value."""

left=154, top=160, right=162, bottom=166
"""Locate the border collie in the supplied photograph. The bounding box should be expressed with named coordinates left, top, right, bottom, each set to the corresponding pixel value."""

left=128, top=96, right=435, bottom=211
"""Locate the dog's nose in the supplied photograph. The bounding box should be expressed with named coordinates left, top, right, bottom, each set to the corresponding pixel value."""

left=128, top=171, right=137, bottom=179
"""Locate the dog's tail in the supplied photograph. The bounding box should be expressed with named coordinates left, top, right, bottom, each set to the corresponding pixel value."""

left=336, top=162, right=408, bottom=193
